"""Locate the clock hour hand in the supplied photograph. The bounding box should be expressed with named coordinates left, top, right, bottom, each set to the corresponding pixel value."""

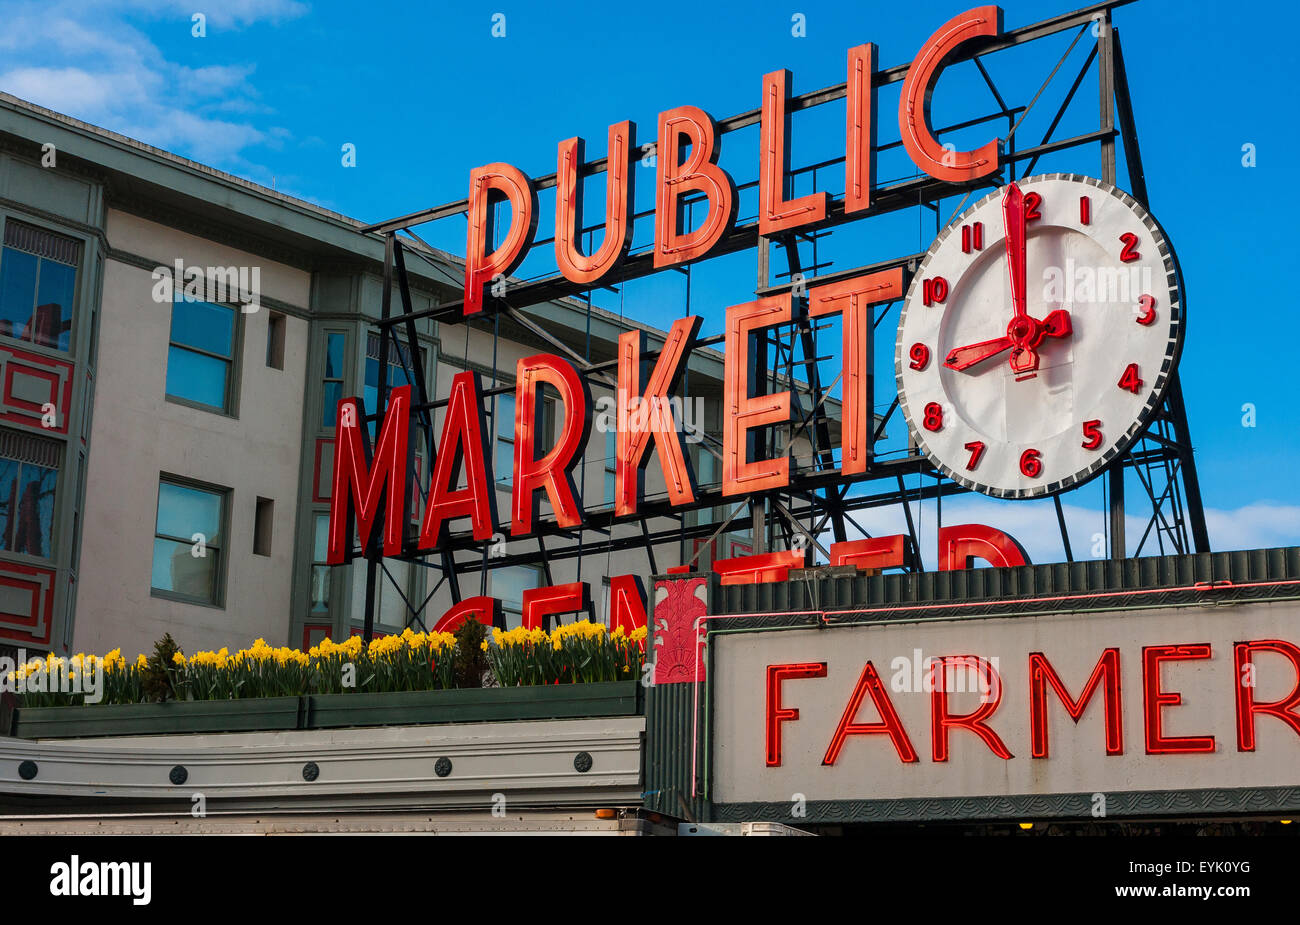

left=1009, top=310, right=1072, bottom=377
left=944, top=336, right=1014, bottom=372
left=947, top=310, right=1072, bottom=375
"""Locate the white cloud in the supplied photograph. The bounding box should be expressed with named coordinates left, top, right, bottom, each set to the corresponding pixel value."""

left=0, top=0, right=306, bottom=177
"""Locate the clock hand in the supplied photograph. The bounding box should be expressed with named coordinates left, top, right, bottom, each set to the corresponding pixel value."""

left=946, top=310, right=1071, bottom=375
left=1003, top=182, right=1027, bottom=322
left=944, top=336, right=1014, bottom=371
left=1009, top=309, right=1072, bottom=377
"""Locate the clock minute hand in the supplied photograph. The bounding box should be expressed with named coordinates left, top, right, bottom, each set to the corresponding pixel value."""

left=944, top=335, right=1015, bottom=372
left=1003, top=181, right=1028, bottom=321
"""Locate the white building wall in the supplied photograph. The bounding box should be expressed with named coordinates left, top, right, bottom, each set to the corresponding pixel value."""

left=73, top=210, right=310, bottom=656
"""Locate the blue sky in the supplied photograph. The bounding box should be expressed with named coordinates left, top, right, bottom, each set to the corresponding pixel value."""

left=3, top=0, right=1296, bottom=562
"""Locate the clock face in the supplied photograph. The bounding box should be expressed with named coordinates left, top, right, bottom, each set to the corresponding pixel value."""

left=894, top=173, right=1184, bottom=499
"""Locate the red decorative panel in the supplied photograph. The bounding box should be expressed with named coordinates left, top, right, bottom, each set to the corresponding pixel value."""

left=0, top=560, right=55, bottom=646
left=0, top=346, right=73, bottom=434
left=311, top=438, right=334, bottom=502
left=652, top=576, right=708, bottom=685
left=302, top=622, right=332, bottom=650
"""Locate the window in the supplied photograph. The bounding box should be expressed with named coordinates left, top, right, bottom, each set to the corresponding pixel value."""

left=166, top=297, right=237, bottom=413
left=350, top=555, right=411, bottom=629
left=604, top=427, right=617, bottom=505
left=309, top=513, right=330, bottom=614
left=495, top=389, right=556, bottom=485
left=253, top=497, right=273, bottom=556
left=321, top=332, right=345, bottom=427
left=0, top=220, right=79, bottom=352
left=494, top=392, right=515, bottom=484
left=266, top=312, right=285, bottom=370
left=0, top=429, right=59, bottom=558
left=364, top=333, right=425, bottom=439
left=493, top=565, right=540, bottom=629
left=151, top=477, right=227, bottom=605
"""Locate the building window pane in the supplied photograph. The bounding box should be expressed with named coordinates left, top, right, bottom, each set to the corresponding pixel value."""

left=310, top=513, right=330, bottom=614
left=166, top=298, right=236, bottom=412
left=0, top=221, right=80, bottom=352
left=492, top=565, right=539, bottom=629
left=348, top=555, right=411, bottom=630
left=364, top=332, right=424, bottom=439
left=494, top=392, right=515, bottom=484
left=166, top=346, right=229, bottom=409
left=0, top=430, right=60, bottom=558
left=604, top=427, right=616, bottom=504
left=152, top=478, right=226, bottom=605
left=322, top=333, right=346, bottom=428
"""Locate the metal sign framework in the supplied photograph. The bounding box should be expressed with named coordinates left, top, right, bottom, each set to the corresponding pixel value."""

left=349, top=0, right=1209, bottom=640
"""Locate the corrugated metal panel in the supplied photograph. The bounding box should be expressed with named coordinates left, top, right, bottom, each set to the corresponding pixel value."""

left=714, top=547, right=1300, bottom=619
left=642, top=682, right=705, bottom=821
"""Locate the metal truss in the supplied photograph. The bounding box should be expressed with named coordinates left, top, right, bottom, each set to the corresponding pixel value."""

left=346, top=0, right=1209, bottom=639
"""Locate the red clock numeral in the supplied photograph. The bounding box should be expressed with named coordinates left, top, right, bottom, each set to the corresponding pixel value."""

left=922, top=402, right=944, bottom=432
left=961, top=222, right=984, bottom=253
left=908, top=343, right=930, bottom=371
left=1134, top=294, right=1156, bottom=325
left=1118, top=363, right=1143, bottom=394
left=964, top=441, right=986, bottom=470
left=1119, top=232, right=1141, bottom=263
left=923, top=276, right=949, bottom=306
left=1079, top=195, right=1091, bottom=225
left=1020, top=448, right=1043, bottom=478
left=1082, top=419, right=1103, bottom=450
left=1023, top=191, right=1043, bottom=222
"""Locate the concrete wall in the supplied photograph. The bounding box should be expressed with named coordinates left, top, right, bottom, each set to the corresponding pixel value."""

left=73, top=210, right=310, bottom=656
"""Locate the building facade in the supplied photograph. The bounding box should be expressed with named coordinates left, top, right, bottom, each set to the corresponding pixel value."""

left=0, top=94, right=780, bottom=658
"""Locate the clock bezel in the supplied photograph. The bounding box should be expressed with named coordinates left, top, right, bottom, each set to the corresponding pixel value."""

left=893, top=172, right=1186, bottom=500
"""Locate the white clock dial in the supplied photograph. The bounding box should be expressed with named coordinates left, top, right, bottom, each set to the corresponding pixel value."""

left=894, top=173, right=1184, bottom=499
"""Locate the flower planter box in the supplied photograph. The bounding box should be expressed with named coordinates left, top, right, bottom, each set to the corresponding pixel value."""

left=4, top=682, right=644, bottom=739
left=306, top=681, right=642, bottom=729
left=9, top=696, right=303, bottom=740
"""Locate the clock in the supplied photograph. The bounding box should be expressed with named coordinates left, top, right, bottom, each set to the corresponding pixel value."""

left=894, top=173, right=1184, bottom=499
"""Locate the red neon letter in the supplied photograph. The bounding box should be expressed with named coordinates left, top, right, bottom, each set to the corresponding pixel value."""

left=723, top=295, right=792, bottom=495
left=1234, top=639, right=1300, bottom=752
left=931, top=655, right=1013, bottom=761
left=431, top=596, right=501, bottom=634
left=555, top=121, right=635, bottom=285
left=511, top=354, right=592, bottom=536
left=1142, top=644, right=1215, bottom=754
left=938, top=523, right=1028, bottom=570
left=808, top=269, right=903, bottom=475
left=766, top=662, right=827, bottom=767
left=464, top=163, right=538, bottom=316
left=607, top=574, right=648, bottom=633
left=616, top=316, right=700, bottom=516
left=829, top=535, right=907, bottom=571
left=327, top=385, right=410, bottom=564
left=420, top=371, right=496, bottom=547
left=713, top=549, right=809, bottom=586
left=522, top=581, right=590, bottom=631
left=1028, top=649, right=1123, bottom=758
left=899, top=6, right=1004, bottom=183
left=823, top=661, right=918, bottom=764
left=844, top=43, right=877, bottom=214
left=654, top=106, right=737, bottom=269
left=759, top=69, right=827, bottom=235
